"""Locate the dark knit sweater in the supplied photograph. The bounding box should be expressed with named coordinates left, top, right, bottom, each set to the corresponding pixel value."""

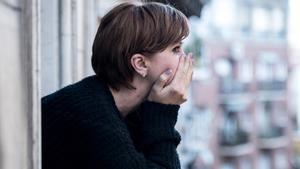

left=42, top=75, right=181, bottom=169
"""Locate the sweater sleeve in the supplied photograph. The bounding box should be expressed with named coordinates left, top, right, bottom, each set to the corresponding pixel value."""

left=84, top=101, right=181, bottom=169
left=139, top=101, right=182, bottom=168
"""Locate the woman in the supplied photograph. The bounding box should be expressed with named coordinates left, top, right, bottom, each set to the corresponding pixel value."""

left=42, top=2, right=193, bottom=169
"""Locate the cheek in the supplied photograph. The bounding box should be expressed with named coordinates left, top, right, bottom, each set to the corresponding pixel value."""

left=161, top=56, right=180, bottom=85
left=169, top=55, right=180, bottom=73
left=148, top=53, right=180, bottom=82
left=158, top=55, right=179, bottom=73
left=162, top=55, right=180, bottom=81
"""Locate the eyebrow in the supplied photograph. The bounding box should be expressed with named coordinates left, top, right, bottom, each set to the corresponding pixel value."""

left=173, top=42, right=183, bottom=47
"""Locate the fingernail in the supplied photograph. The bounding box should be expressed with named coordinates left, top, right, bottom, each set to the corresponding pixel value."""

left=165, top=69, right=172, bottom=75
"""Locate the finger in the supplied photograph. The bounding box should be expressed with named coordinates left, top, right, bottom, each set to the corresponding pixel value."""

left=173, top=53, right=192, bottom=84
left=171, top=55, right=186, bottom=83
left=186, top=53, right=194, bottom=83
left=182, top=53, right=191, bottom=74
left=184, top=59, right=193, bottom=87
left=153, top=69, right=173, bottom=91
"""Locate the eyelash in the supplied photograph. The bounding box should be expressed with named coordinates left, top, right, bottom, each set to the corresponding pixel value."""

left=172, top=46, right=181, bottom=53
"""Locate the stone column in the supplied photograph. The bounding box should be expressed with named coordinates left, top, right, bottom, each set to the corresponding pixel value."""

left=0, top=0, right=41, bottom=168
left=41, top=0, right=60, bottom=96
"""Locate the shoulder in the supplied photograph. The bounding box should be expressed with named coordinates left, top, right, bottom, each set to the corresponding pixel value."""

left=42, top=76, right=118, bottom=123
left=43, top=76, right=109, bottom=107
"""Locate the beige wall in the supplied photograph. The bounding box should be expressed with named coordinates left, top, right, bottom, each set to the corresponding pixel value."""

left=0, top=0, right=40, bottom=169
left=0, top=2, right=26, bottom=169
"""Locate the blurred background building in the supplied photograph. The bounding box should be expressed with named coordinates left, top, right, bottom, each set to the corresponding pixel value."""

left=0, top=0, right=299, bottom=169
left=178, top=0, right=300, bottom=169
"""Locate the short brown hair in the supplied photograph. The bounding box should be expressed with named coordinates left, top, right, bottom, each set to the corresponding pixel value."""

left=91, top=2, right=189, bottom=90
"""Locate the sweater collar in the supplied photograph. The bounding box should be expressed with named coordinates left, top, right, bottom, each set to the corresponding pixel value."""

left=86, top=75, right=125, bottom=120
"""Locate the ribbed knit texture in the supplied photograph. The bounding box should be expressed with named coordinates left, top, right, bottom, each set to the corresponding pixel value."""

left=42, top=75, right=181, bottom=169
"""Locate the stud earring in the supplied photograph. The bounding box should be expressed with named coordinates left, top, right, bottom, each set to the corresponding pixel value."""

left=142, top=73, right=147, bottom=78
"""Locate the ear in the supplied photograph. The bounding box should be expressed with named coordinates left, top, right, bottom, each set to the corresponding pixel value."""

left=131, top=54, right=149, bottom=77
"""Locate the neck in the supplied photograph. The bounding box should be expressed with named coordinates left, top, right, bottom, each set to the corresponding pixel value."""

left=109, top=77, right=151, bottom=117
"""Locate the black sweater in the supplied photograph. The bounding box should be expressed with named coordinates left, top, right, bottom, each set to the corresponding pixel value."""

left=42, top=75, right=181, bottom=169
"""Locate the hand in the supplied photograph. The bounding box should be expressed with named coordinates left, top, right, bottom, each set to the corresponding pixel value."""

left=147, top=53, right=193, bottom=105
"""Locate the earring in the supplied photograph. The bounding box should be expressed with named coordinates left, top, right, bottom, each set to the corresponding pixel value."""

left=142, top=73, right=147, bottom=78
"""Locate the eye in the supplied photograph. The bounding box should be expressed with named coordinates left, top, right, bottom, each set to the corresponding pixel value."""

left=172, top=45, right=182, bottom=53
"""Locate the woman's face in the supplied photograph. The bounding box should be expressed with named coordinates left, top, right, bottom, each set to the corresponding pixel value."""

left=147, top=42, right=185, bottom=85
